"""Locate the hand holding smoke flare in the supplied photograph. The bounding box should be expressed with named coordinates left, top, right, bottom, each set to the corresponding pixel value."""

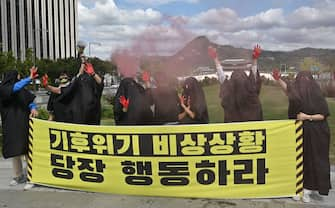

left=208, top=46, right=217, bottom=60
left=30, top=66, right=39, bottom=79
left=272, top=68, right=281, bottom=81
left=85, top=63, right=95, bottom=75
left=42, top=74, right=48, bottom=87
left=77, top=40, right=88, bottom=63
left=253, top=44, right=262, bottom=59
left=77, top=40, right=86, bottom=56
left=119, top=96, right=130, bottom=112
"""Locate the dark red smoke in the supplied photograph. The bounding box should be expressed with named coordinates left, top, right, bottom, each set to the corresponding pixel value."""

left=112, top=15, right=195, bottom=78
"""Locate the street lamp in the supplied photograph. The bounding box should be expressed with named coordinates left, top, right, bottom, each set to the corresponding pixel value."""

left=88, top=42, right=101, bottom=57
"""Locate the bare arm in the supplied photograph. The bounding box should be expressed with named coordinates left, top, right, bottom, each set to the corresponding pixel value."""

left=92, top=73, right=102, bottom=85
left=215, top=58, right=226, bottom=84
left=180, top=99, right=196, bottom=119
left=277, top=78, right=287, bottom=93
left=297, top=112, right=325, bottom=121
left=178, top=111, right=187, bottom=121
left=208, top=46, right=225, bottom=84
left=272, top=69, right=288, bottom=93
left=45, top=85, right=61, bottom=94
left=251, top=59, right=258, bottom=79
left=77, top=63, right=85, bottom=77
left=183, top=105, right=196, bottom=119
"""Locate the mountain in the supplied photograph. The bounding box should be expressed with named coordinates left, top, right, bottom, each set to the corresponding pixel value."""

left=143, top=36, right=335, bottom=76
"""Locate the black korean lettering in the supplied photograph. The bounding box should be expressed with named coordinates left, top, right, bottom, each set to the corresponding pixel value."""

left=136, top=161, right=152, bottom=175
left=159, top=162, right=189, bottom=176
left=51, top=154, right=63, bottom=167
left=51, top=154, right=75, bottom=168
left=77, top=158, right=95, bottom=171
left=159, top=162, right=189, bottom=186
left=80, top=172, right=104, bottom=183
left=161, top=177, right=189, bottom=186
left=52, top=168, right=73, bottom=179
left=122, top=161, right=136, bottom=174
left=125, top=176, right=152, bottom=185
left=234, top=160, right=253, bottom=184
left=196, top=160, right=215, bottom=185
left=121, top=161, right=153, bottom=185
left=256, top=158, right=269, bottom=184
left=95, top=160, right=106, bottom=172
left=218, top=160, right=230, bottom=185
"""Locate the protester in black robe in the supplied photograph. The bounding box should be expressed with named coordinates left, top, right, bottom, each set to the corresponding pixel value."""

left=208, top=45, right=263, bottom=122
left=0, top=67, right=38, bottom=185
left=145, top=71, right=181, bottom=125
left=273, top=69, right=331, bottom=201
left=178, top=77, right=209, bottom=124
left=49, top=62, right=104, bottom=125
left=43, top=72, right=72, bottom=122
left=114, top=77, right=153, bottom=125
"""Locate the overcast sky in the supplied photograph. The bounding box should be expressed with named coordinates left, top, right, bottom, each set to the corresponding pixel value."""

left=78, top=0, right=335, bottom=60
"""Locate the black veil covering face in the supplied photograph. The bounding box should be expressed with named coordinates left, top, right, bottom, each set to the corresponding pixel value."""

left=180, top=77, right=209, bottom=124
left=220, top=69, right=262, bottom=123
left=114, top=77, right=153, bottom=125
left=287, top=71, right=328, bottom=118
left=0, top=70, right=35, bottom=158
left=149, top=72, right=181, bottom=124
left=287, top=71, right=331, bottom=195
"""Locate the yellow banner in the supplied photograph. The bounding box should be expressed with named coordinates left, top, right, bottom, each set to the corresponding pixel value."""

left=28, top=118, right=301, bottom=199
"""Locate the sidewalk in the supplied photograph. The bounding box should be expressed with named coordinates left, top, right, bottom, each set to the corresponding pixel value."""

left=1, top=157, right=334, bottom=208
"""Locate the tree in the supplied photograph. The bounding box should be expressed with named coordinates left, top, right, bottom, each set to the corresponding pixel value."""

left=0, top=51, right=17, bottom=75
left=0, top=50, right=118, bottom=84
left=299, top=57, right=326, bottom=73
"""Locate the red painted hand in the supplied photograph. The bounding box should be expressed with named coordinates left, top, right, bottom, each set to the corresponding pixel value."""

left=272, top=68, right=281, bottom=81
left=30, top=66, right=39, bottom=79
left=42, top=74, right=48, bottom=87
left=179, top=95, right=185, bottom=106
left=142, top=71, right=150, bottom=82
left=208, top=46, right=217, bottom=60
left=119, top=96, right=130, bottom=112
left=253, top=44, right=261, bottom=59
left=85, top=63, right=95, bottom=75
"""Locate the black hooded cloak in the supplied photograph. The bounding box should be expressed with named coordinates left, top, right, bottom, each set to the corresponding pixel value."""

left=287, top=71, right=331, bottom=195
left=114, top=78, right=153, bottom=125
left=0, top=70, right=35, bottom=158
left=150, top=87, right=181, bottom=124
left=55, top=73, right=104, bottom=125
left=220, top=69, right=263, bottom=123
left=149, top=73, right=181, bottom=124
left=179, top=77, right=209, bottom=124
left=47, top=90, right=72, bottom=123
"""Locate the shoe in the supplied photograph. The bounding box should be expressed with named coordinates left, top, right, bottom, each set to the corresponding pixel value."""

left=9, top=174, right=26, bottom=186
left=24, top=182, right=34, bottom=190
left=302, top=189, right=311, bottom=203
left=292, top=194, right=301, bottom=201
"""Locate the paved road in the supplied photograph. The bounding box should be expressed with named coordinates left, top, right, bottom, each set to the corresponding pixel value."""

left=0, top=158, right=334, bottom=208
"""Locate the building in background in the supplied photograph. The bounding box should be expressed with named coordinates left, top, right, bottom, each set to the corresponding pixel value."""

left=0, top=0, right=78, bottom=60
